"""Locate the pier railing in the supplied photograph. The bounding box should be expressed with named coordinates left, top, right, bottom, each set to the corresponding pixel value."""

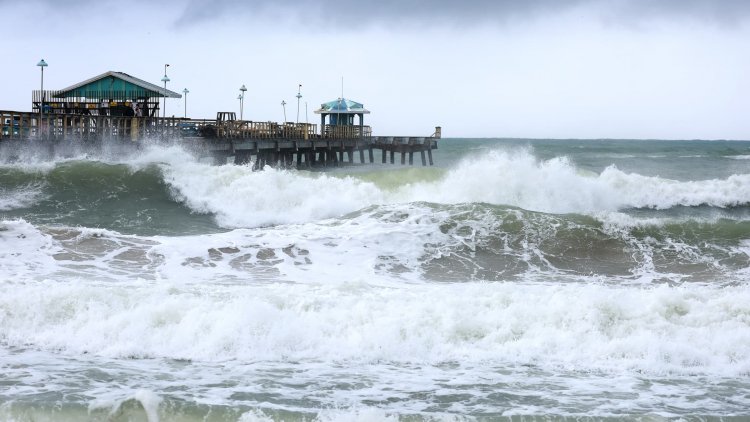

left=1, top=110, right=183, bottom=140
left=3, top=109, right=387, bottom=144
left=1, top=110, right=329, bottom=141
left=324, top=125, right=372, bottom=139
left=206, top=121, right=318, bottom=139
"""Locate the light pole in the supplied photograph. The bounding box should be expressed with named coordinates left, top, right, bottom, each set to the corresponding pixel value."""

left=281, top=100, right=287, bottom=122
left=182, top=88, right=189, bottom=118
left=305, top=101, right=308, bottom=125
left=295, top=84, right=302, bottom=124
left=239, top=84, right=247, bottom=120
left=36, top=59, right=48, bottom=137
left=237, top=95, right=242, bottom=117
left=161, top=64, right=170, bottom=119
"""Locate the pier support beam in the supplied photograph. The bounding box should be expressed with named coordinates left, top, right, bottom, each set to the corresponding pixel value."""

left=234, top=151, right=253, bottom=165
left=211, top=152, right=228, bottom=166
left=428, top=148, right=434, bottom=166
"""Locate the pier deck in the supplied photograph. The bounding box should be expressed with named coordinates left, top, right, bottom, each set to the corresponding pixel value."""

left=1, top=110, right=438, bottom=168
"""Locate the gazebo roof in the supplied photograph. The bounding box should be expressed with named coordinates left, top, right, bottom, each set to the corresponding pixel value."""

left=53, top=71, right=182, bottom=99
left=314, top=98, right=370, bottom=114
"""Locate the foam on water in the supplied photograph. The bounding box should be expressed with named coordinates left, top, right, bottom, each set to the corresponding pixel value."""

left=162, top=164, right=384, bottom=228
left=3, top=197, right=748, bottom=288
left=1, top=277, right=749, bottom=376
left=146, top=147, right=750, bottom=227
left=0, top=185, right=45, bottom=211
left=399, top=149, right=750, bottom=213
left=88, top=390, right=162, bottom=422
left=0, top=219, right=61, bottom=281
left=3, top=145, right=749, bottom=229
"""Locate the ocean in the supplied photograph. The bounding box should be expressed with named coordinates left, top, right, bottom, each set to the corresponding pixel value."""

left=1, top=138, right=749, bottom=421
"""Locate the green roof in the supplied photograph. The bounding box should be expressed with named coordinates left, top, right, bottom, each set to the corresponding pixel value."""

left=315, top=98, right=370, bottom=114
left=53, top=71, right=182, bottom=100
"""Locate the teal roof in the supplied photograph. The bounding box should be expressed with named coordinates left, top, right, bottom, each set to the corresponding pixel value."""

left=53, top=71, right=182, bottom=99
left=315, top=98, right=370, bottom=114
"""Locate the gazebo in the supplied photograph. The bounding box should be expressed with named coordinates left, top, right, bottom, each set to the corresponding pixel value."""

left=34, top=71, right=182, bottom=117
left=314, top=98, right=371, bottom=138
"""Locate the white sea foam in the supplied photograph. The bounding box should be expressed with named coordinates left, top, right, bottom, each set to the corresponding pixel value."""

left=1, top=279, right=748, bottom=377
left=3, top=145, right=748, bottom=228
left=239, top=407, right=418, bottom=422
left=88, top=390, right=162, bottom=422
left=162, top=164, right=384, bottom=228
left=0, top=185, right=45, bottom=211
left=140, top=147, right=750, bottom=228
left=397, top=151, right=619, bottom=213
left=0, top=219, right=61, bottom=281
left=1, top=205, right=456, bottom=285
left=3, top=198, right=743, bottom=290
left=400, top=149, right=750, bottom=213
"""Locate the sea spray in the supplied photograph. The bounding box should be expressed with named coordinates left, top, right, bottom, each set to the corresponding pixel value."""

left=396, top=149, right=750, bottom=213
left=155, top=147, right=750, bottom=227
left=161, top=164, right=385, bottom=228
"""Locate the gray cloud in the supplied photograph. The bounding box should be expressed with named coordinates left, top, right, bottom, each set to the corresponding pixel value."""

left=4, top=0, right=748, bottom=29
left=172, top=0, right=750, bottom=28
left=174, top=0, right=582, bottom=27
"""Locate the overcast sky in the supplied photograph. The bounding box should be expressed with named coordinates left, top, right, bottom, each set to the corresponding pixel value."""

left=1, top=0, right=748, bottom=139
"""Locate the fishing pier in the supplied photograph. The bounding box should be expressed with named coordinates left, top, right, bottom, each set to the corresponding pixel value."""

left=1, top=71, right=440, bottom=168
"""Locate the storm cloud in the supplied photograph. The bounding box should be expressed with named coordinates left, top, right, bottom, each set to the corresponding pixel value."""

left=173, top=0, right=750, bottom=28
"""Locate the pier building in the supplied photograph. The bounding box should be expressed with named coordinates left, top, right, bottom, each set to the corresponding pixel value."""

left=33, top=71, right=182, bottom=117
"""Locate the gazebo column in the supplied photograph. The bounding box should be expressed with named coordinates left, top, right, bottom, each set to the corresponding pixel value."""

left=320, top=114, right=325, bottom=136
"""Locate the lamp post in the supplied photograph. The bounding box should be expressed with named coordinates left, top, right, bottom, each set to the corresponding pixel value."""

left=281, top=100, right=287, bottom=122
left=36, top=59, right=48, bottom=137
left=295, top=84, right=302, bottom=124
left=182, top=88, right=189, bottom=118
left=239, top=84, right=247, bottom=120
left=305, top=101, right=308, bottom=125
left=237, top=95, right=242, bottom=116
left=161, top=64, right=170, bottom=119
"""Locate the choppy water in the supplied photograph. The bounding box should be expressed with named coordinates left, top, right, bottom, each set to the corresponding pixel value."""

left=1, top=138, right=750, bottom=421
